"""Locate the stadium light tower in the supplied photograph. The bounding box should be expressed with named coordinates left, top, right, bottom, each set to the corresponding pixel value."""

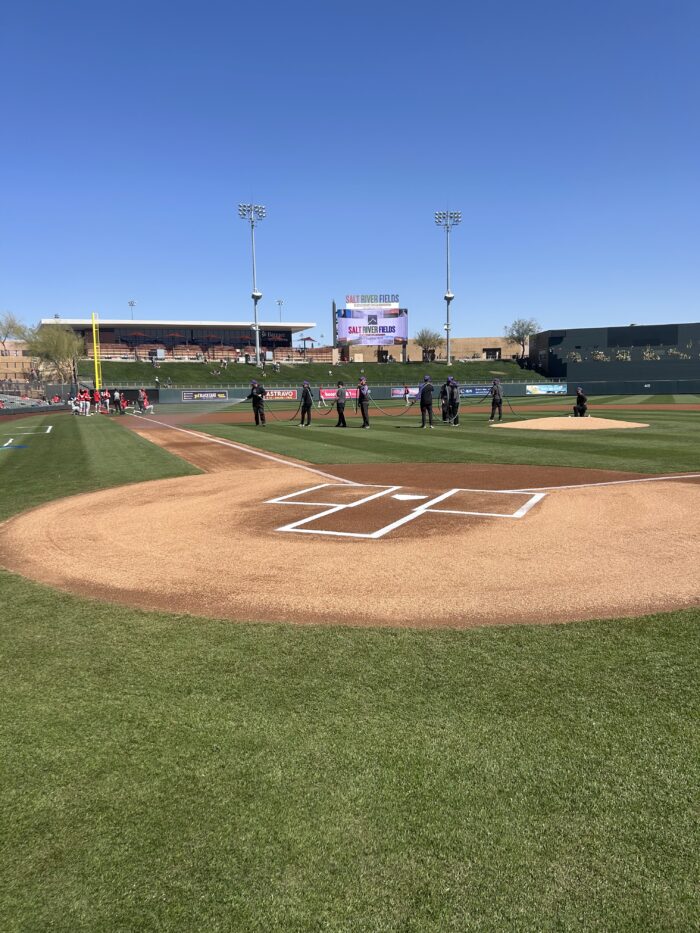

left=434, top=210, right=462, bottom=366
left=128, top=298, right=136, bottom=320
left=238, top=203, right=266, bottom=366
left=277, top=298, right=283, bottom=322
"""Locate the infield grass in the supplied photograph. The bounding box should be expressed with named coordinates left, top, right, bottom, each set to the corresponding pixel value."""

left=189, top=407, right=700, bottom=474
left=1, top=406, right=699, bottom=931
left=2, top=572, right=698, bottom=932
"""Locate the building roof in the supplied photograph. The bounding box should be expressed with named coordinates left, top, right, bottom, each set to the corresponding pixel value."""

left=40, top=318, right=315, bottom=332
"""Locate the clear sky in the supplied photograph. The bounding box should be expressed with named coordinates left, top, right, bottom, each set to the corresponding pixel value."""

left=2, top=0, right=698, bottom=342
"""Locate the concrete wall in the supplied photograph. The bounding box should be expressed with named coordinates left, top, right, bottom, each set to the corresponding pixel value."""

left=345, top=336, right=521, bottom=364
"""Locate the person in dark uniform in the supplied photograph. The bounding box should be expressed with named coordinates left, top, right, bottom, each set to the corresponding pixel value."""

left=335, top=381, right=347, bottom=427
left=439, top=380, right=449, bottom=422
left=488, top=378, right=503, bottom=422
left=573, top=386, right=588, bottom=417
left=357, top=376, right=370, bottom=428
left=299, top=380, right=313, bottom=426
left=246, top=379, right=267, bottom=425
left=446, top=376, right=460, bottom=426
left=417, top=375, right=434, bottom=428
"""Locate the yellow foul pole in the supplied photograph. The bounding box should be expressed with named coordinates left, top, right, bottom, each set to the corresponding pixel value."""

left=91, top=312, right=102, bottom=390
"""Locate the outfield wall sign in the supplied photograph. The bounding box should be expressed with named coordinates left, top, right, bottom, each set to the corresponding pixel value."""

left=526, top=384, right=567, bottom=395
left=182, top=390, right=229, bottom=402
left=459, top=385, right=491, bottom=397
left=319, top=387, right=359, bottom=400
left=266, top=388, right=298, bottom=400
left=337, top=294, right=407, bottom=346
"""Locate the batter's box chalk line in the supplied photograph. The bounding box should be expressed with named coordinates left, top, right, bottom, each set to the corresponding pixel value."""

left=265, top=483, right=546, bottom=540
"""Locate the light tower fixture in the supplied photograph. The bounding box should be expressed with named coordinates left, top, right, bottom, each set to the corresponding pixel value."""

left=128, top=298, right=136, bottom=320
left=434, top=210, right=462, bottom=366
left=277, top=298, right=283, bottom=322
left=237, top=203, right=267, bottom=366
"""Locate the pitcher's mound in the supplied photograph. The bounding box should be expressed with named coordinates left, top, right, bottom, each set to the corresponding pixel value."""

left=494, top=416, right=648, bottom=431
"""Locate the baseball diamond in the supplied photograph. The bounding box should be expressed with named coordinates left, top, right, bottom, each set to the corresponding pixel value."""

left=2, top=409, right=699, bottom=628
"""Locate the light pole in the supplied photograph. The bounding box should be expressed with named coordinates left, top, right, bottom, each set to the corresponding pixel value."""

left=238, top=203, right=266, bottom=366
left=434, top=210, right=461, bottom=366
left=277, top=298, right=283, bottom=322
left=128, top=299, right=136, bottom=320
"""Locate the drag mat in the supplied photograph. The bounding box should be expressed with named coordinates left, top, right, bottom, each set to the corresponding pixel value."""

left=1, top=418, right=699, bottom=628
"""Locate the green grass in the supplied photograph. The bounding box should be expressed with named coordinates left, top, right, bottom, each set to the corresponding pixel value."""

left=2, top=572, right=698, bottom=932
left=0, top=412, right=199, bottom=521
left=1, top=405, right=699, bottom=931
left=190, top=407, right=700, bottom=474
left=78, top=358, right=541, bottom=387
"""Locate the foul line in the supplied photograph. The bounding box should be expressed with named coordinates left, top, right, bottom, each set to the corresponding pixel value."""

left=508, top=472, right=700, bottom=493
left=129, top=416, right=700, bottom=498
left=132, top=416, right=357, bottom=484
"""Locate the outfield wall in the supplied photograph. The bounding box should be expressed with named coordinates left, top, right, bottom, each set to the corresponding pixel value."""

left=154, top=379, right=700, bottom=405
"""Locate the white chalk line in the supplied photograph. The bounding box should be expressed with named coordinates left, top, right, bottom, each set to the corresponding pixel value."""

left=507, top=473, right=700, bottom=493
left=131, top=415, right=700, bottom=500
left=132, top=416, right=357, bottom=484
left=271, top=485, right=545, bottom=539
left=0, top=425, right=53, bottom=436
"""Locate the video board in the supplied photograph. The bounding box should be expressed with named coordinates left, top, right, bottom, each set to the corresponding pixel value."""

left=336, top=299, right=408, bottom=347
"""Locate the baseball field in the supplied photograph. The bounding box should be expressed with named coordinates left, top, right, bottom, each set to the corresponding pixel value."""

left=1, top=398, right=698, bottom=931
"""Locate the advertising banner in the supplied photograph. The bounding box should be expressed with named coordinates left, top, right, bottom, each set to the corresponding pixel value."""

left=459, top=385, right=492, bottom=398
left=320, top=387, right=359, bottom=400
left=181, top=390, right=229, bottom=402
left=526, top=384, right=567, bottom=395
left=391, top=387, right=419, bottom=398
left=265, top=389, right=298, bottom=400
left=336, top=306, right=408, bottom=346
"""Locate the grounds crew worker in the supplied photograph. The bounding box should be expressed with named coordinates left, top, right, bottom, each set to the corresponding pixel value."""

left=489, top=378, right=503, bottom=422
left=299, top=380, right=313, bottom=427
left=357, top=376, right=370, bottom=429
left=246, top=379, right=267, bottom=426
left=446, top=376, right=460, bottom=426
left=417, top=375, right=434, bottom=428
left=573, top=386, right=588, bottom=417
left=335, top=381, right=347, bottom=428
left=439, top=379, right=449, bottom=422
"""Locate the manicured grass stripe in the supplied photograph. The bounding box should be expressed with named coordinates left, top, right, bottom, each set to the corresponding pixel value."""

left=191, top=409, right=700, bottom=473
left=0, top=414, right=200, bottom=522
left=1, top=568, right=698, bottom=932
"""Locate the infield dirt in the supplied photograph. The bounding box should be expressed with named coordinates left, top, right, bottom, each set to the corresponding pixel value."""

left=1, top=421, right=698, bottom=629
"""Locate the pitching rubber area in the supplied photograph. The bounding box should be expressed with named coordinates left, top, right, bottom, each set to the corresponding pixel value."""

left=1, top=418, right=699, bottom=629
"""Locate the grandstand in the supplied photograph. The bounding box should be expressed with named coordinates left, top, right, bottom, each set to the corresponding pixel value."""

left=531, top=322, right=700, bottom=383
left=40, top=318, right=317, bottom=363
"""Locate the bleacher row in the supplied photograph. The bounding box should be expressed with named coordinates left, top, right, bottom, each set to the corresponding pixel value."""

left=0, top=393, right=46, bottom=409
left=86, top=344, right=334, bottom=363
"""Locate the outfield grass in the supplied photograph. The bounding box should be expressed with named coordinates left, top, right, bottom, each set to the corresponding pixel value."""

left=1, top=408, right=699, bottom=931
left=78, top=358, right=541, bottom=388
left=189, top=408, right=700, bottom=474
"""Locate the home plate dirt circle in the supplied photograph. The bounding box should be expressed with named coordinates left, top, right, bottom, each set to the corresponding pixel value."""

left=1, top=461, right=699, bottom=628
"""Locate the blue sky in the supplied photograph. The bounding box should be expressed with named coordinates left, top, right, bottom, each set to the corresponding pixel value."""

left=2, top=0, right=698, bottom=342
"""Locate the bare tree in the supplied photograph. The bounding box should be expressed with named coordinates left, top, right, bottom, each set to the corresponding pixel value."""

left=504, top=318, right=539, bottom=361
left=413, top=328, right=445, bottom=362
